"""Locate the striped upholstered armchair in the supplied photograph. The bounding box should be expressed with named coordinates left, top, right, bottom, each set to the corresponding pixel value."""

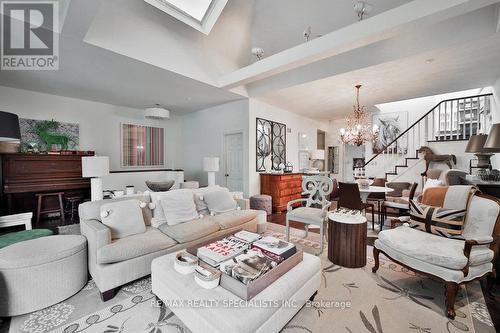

left=372, top=187, right=500, bottom=319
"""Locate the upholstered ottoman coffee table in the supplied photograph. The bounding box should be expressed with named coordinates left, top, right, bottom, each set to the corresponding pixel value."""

left=152, top=251, right=320, bottom=333
left=0, top=235, right=87, bottom=316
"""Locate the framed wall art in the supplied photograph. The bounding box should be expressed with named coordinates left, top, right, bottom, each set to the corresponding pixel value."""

left=256, top=118, right=286, bottom=172
left=121, top=123, right=164, bottom=167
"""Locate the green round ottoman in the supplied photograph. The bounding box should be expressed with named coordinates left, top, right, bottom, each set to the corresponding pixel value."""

left=0, top=229, right=53, bottom=249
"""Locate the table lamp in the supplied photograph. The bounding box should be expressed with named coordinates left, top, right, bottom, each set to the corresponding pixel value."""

left=203, top=157, right=219, bottom=187
left=465, top=134, right=496, bottom=169
left=82, top=156, right=109, bottom=201
left=0, top=111, right=21, bottom=153
left=310, top=149, right=325, bottom=170
left=484, top=124, right=500, bottom=152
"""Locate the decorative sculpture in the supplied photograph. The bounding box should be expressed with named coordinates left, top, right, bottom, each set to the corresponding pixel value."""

left=418, top=146, right=456, bottom=176
left=36, top=120, right=70, bottom=151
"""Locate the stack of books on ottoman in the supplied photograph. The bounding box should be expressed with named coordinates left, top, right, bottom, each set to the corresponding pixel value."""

left=191, top=231, right=303, bottom=300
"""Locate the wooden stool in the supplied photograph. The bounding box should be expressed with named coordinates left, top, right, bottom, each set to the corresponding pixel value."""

left=64, top=194, right=83, bottom=223
left=35, top=192, right=65, bottom=226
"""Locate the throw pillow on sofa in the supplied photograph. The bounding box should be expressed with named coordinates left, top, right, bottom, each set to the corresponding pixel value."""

left=203, top=189, right=238, bottom=215
left=192, top=185, right=223, bottom=215
left=159, top=189, right=199, bottom=226
left=409, top=199, right=466, bottom=238
left=100, top=199, right=146, bottom=239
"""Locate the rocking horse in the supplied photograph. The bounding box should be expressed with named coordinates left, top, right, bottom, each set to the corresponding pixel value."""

left=418, top=146, right=456, bottom=177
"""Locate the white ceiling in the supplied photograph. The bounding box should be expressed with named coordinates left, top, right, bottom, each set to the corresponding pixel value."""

left=0, top=35, right=243, bottom=112
left=258, top=33, right=500, bottom=120
left=249, top=0, right=411, bottom=59
left=0, top=0, right=499, bottom=119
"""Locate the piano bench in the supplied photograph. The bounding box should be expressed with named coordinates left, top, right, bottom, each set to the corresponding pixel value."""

left=35, top=192, right=66, bottom=226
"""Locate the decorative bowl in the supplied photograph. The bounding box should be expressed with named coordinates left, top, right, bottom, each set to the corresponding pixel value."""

left=357, top=179, right=373, bottom=189
left=174, top=252, right=198, bottom=275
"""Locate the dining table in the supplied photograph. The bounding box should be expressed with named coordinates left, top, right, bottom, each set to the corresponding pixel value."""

left=358, top=186, right=394, bottom=203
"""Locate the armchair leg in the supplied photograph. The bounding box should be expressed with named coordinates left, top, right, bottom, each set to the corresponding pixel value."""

left=372, top=247, right=380, bottom=273
left=445, top=282, right=459, bottom=319
left=304, top=224, right=309, bottom=238
left=319, top=223, right=324, bottom=255
left=486, top=274, right=496, bottom=299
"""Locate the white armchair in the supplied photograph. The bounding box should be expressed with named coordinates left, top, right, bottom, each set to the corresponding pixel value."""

left=286, top=175, right=333, bottom=254
left=372, top=193, right=500, bottom=319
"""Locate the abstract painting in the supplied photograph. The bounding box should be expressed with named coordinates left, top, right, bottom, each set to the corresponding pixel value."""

left=121, top=123, right=164, bottom=167
left=372, top=111, right=408, bottom=154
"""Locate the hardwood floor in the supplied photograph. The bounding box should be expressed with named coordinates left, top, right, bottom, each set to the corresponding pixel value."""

left=271, top=211, right=500, bottom=332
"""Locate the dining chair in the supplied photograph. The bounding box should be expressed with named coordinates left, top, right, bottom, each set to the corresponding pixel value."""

left=338, top=182, right=375, bottom=228
left=381, top=182, right=418, bottom=230
left=329, top=178, right=340, bottom=209
left=286, top=175, right=333, bottom=254
left=367, top=177, right=386, bottom=226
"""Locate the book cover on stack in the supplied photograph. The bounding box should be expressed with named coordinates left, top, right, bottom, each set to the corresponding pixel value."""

left=219, top=250, right=278, bottom=285
left=197, top=236, right=249, bottom=267
left=233, top=230, right=261, bottom=243
left=251, top=236, right=296, bottom=260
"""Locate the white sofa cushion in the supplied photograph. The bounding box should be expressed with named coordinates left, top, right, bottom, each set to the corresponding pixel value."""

left=158, top=189, right=199, bottom=226
left=212, top=210, right=259, bottom=229
left=100, top=199, right=146, bottom=239
left=377, top=226, right=493, bottom=270
left=192, top=185, right=224, bottom=215
left=203, top=188, right=238, bottom=214
left=97, top=227, right=177, bottom=264
left=78, top=195, right=152, bottom=226
left=158, top=216, right=220, bottom=243
left=375, top=239, right=493, bottom=283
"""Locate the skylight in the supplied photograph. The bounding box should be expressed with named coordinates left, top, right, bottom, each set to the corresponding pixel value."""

left=163, top=0, right=213, bottom=22
left=144, top=0, right=228, bottom=35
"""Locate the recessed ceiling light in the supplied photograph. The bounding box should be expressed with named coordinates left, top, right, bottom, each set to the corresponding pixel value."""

left=425, top=58, right=435, bottom=63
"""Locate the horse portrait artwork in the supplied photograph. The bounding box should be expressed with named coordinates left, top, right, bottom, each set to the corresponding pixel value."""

left=372, top=112, right=408, bottom=154
left=418, top=146, right=456, bottom=176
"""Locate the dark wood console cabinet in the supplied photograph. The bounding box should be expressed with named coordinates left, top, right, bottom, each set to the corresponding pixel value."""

left=260, top=173, right=303, bottom=213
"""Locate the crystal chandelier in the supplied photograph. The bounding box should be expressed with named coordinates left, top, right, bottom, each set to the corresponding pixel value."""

left=340, top=85, right=379, bottom=146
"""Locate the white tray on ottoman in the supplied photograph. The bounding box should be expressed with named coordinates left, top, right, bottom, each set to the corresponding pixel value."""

left=152, top=251, right=321, bottom=333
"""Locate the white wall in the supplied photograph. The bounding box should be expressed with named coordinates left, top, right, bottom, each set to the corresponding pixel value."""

left=0, top=86, right=183, bottom=171
left=181, top=99, right=250, bottom=195
left=248, top=99, right=326, bottom=196
left=328, top=88, right=496, bottom=181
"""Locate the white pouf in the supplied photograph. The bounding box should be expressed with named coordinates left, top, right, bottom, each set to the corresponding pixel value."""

left=0, top=235, right=87, bottom=316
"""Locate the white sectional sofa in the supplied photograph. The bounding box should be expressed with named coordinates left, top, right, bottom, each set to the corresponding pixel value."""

left=80, top=187, right=265, bottom=301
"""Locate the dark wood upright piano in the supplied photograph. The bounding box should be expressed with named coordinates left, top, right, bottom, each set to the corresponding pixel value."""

left=1, top=154, right=91, bottom=220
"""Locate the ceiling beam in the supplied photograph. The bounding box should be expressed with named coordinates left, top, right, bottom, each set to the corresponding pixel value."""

left=60, top=0, right=104, bottom=40
left=218, top=0, right=500, bottom=90
left=496, top=4, right=500, bottom=32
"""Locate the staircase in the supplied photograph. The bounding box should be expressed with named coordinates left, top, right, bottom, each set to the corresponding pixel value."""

left=364, top=93, right=493, bottom=181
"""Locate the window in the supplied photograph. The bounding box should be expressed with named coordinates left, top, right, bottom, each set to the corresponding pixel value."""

left=144, top=0, right=227, bottom=35
left=163, top=0, right=213, bottom=22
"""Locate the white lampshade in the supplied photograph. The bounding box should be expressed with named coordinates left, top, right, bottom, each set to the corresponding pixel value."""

left=310, top=149, right=325, bottom=160
left=203, top=157, right=219, bottom=172
left=82, top=156, right=110, bottom=178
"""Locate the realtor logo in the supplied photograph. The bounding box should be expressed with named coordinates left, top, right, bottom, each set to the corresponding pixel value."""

left=1, top=0, right=59, bottom=70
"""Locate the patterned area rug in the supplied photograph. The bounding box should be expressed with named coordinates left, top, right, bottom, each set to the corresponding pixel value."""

left=5, top=224, right=495, bottom=333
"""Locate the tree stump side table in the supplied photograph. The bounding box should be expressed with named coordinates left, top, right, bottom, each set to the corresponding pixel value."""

left=327, top=212, right=367, bottom=268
